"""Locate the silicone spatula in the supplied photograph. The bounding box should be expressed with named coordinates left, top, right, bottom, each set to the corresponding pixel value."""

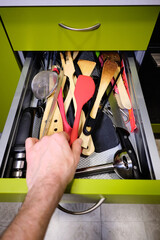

left=70, top=75, right=95, bottom=145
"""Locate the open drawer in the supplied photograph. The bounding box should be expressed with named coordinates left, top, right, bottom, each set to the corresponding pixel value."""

left=0, top=51, right=160, bottom=206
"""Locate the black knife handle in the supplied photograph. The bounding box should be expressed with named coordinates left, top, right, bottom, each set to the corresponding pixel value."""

left=116, top=127, right=142, bottom=179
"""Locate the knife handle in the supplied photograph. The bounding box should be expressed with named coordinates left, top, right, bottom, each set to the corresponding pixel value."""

left=116, top=127, right=142, bottom=179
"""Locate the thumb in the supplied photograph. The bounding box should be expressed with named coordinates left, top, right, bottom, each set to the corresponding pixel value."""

left=25, top=137, right=39, bottom=151
left=71, top=138, right=82, bottom=167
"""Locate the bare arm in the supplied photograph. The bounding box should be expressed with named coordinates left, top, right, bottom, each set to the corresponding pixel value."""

left=1, top=132, right=82, bottom=240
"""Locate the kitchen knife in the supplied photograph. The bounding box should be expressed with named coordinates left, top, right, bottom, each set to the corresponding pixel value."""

left=105, top=88, right=142, bottom=179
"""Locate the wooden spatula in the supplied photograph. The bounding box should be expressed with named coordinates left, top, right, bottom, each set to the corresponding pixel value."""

left=39, top=91, right=56, bottom=139
left=77, top=59, right=96, bottom=76
left=114, top=66, right=131, bottom=109
left=77, top=59, right=96, bottom=155
left=81, top=59, right=118, bottom=149
left=39, top=69, right=65, bottom=138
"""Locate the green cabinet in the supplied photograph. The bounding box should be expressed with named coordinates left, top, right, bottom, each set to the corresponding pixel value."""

left=0, top=6, right=160, bottom=205
left=0, top=19, right=20, bottom=132
left=0, top=6, right=160, bottom=51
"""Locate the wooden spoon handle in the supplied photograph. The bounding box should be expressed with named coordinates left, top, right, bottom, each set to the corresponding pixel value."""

left=47, top=101, right=63, bottom=135
left=39, top=93, right=54, bottom=139
left=90, top=60, right=118, bottom=119
left=48, top=74, right=67, bottom=135
left=114, top=67, right=131, bottom=109
left=80, top=131, right=95, bottom=155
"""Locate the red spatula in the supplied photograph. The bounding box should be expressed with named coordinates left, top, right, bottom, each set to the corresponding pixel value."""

left=70, top=75, right=95, bottom=146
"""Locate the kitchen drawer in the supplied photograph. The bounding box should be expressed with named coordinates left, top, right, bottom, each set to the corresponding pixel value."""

left=0, top=6, right=160, bottom=51
left=0, top=52, right=160, bottom=205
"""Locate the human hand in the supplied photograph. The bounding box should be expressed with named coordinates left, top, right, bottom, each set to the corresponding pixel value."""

left=25, top=132, right=82, bottom=191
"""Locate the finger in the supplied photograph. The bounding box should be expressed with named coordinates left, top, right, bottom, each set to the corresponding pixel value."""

left=58, top=131, right=70, bottom=142
left=25, top=137, right=39, bottom=151
left=71, top=138, right=82, bottom=166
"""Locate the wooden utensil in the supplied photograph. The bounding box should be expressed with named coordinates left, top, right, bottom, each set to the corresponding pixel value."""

left=57, top=88, right=72, bottom=136
left=60, top=52, right=85, bottom=133
left=47, top=101, right=63, bottom=135
left=114, top=93, right=124, bottom=109
left=77, top=59, right=96, bottom=76
left=77, top=59, right=96, bottom=155
left=60, top=52, right=76, bottom=107
left=81, top=59, right=118, bottom=149
left=48, top=72, right=68, bottom=135
left=101, top=52, right=131, bottom=110
left=70, top=75, right=95, bottom=145
left=39, top=68, right=64, bottom=138
left=91, top=60, right=118, bottom=120
left=114, top=66, right=131, bottom=109
left=39, top=92, right=55, bottom=138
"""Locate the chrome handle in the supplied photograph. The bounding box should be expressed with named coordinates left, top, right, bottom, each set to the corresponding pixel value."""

left=58, top=23, right=101, bottom=32
left=57, top=197, right=105, bottom=215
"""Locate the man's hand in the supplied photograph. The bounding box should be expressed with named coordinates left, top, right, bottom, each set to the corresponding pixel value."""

left=1, top=133, right=82, bottom=240
left=25, top=132, right=82, bottom=191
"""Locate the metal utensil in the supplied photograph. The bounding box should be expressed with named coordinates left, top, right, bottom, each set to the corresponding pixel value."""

left=75, top=149, right=133, bottom=179
left=31, top=70, right=58, bottom=100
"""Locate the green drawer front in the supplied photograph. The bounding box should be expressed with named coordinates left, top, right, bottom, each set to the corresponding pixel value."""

left=0, top=21, right=20, bottom=132
left=1, top=179, right=160, bottom=204
left=0, top=6, right=159, bottom=51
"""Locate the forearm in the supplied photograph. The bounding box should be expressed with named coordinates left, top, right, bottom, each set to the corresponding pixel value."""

left=1, top=178, right=65, bottom=240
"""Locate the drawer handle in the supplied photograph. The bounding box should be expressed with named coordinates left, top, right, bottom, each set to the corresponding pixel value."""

left=57, top=197, right=105, bottom=215
left=58, top=23, right=101, bottom=31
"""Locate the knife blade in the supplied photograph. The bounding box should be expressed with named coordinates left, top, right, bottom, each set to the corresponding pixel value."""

left=103, top=87, right=127, bottom=130
left=41, top=69, right=64, bottom=137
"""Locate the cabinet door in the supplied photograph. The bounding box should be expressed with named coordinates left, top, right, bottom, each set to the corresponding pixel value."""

left=0, top=6, right=160, bottom=51
left=0, top=20, right=20, bottom=132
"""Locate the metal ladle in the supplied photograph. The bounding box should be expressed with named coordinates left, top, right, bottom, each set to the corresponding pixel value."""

left=75, top=127, right=141, bottom=179
left=75, top=150, right=133, bottom=179
left=31, top=70, right=58, bottom=100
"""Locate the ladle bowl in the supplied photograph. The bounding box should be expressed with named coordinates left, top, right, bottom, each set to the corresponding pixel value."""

left=114, top=150, right=133, bottom=179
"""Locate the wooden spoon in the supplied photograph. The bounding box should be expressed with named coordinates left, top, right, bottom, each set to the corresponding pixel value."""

left=39, top=91, right=56, bottom=139
left=70, top=75, right=95, bottom=145
left=81, top=59, right=118, bottom=149
left=101, top=52, right=131, bottom=110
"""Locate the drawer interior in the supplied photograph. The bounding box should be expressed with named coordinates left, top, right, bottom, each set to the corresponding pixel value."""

left=0, top=51, right=160, bottom=183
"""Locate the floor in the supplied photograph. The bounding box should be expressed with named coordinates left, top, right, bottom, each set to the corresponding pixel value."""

left=0, top=139, right=159, bottom=239
left=1, top=202, right=160, bottom=240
